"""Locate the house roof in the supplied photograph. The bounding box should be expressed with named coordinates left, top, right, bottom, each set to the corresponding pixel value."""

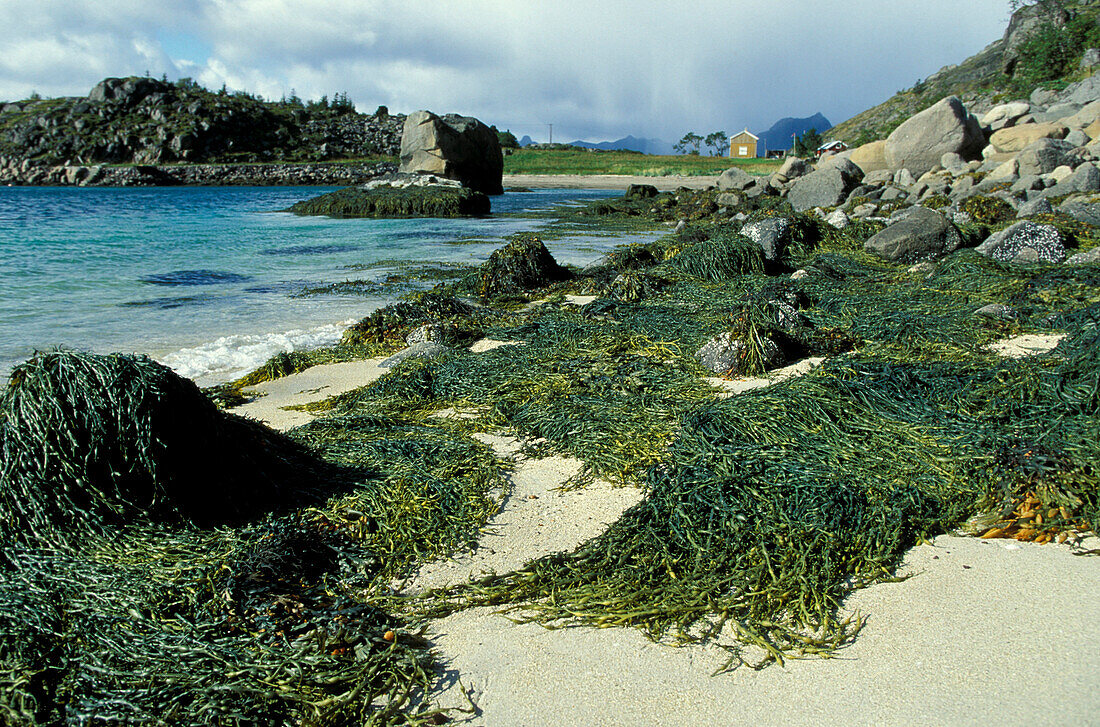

left=730, top=128, right=759, bottom=141
left=817, top=140, right=848, bottom=151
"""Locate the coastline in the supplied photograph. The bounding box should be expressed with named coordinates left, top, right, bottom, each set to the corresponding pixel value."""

left=229, top=350, right=1100, bottom=726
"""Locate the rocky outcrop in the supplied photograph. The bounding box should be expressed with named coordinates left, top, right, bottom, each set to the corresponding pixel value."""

left=399, top=111, right=503, bottom=195
left=884, top=96, right=985, bottom=177
left=717, top=166, right=756, bottom=191
left=739, top=218, right=794, bottom=262
left=0, top=76, right=405, bottom=170
left=0, top=158, right=396, bottom=186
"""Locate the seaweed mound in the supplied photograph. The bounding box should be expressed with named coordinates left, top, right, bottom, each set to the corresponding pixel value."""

left=473, top=233, right=573, bottom=301
left=287, top=183, right=490, bottom=218
left=0, top=351, right=328, bottom=545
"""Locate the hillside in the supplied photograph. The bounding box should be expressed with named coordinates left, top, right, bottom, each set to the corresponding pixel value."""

left=0, top=76, right=403, bottom=166
left=829, top=0, right=1100, bottom=145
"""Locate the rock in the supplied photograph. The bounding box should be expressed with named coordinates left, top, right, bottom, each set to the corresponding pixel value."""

left=980, top=101, right=1032, bottom=131
left=695, top=331, right=781, bottom=376
left=884, top=96, right=985, bottom=177
left=850, top=203, right=878, bottom=219
left=625, top=184, right=659, bottom=198
left=405, top=323, right=450, bottom=346
left=1059, top=100, right=1100, bottom=130
left=1065, top=128, right=1090, bottom=147
left=863, top=169, right=894, bottom=185
left=1017, top=138, right=1077, bottom=177
left=1017, top=197, right=1053, bottom=218
left=1081, top=48, right=1100, bottom=71
left=974, top=304, right=1019, bottom=320
left=1049, top=165, right=1075, bottom=184
left=88, top=76, right=170, bottom=106
left=941, top=152, right=969, bottom=174
left=894, top=168, right=916, bottom=187
left=717, top=166, right=757, bottom=191
left=1059, top=199, right=1100, bottom=226
left=1060, top=73, right=1100, bottom=106
left=716, top=192, right=742, bottom=207
left=975, top=221, right=1066, bottom=264
left=739, top=217, right=793, bottom=262
left=398, top=110, right=504, bottom=195
left=863, top=206, right=964, bottom=262
left=824, top=209, right=850, bottom=229
left=286, top=183, right=489, bottom=218
left=379, top=341, right=449, bottom=368
left=1053, top=162, right=1100, bottom=194
left=989, top=122, right=1070, bottom=153
left=787, top=159, right=864, bottom=212
left=1030, top=87, right=1060, bottom=107
left=1066, top=247, right=1100, bottom=265
left=777, top=157, right=812, bottom=180
left=849, top=141, right=890, bottom=174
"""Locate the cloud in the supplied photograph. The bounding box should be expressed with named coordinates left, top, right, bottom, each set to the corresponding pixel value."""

left=0, top=0, right=1012, bottom=143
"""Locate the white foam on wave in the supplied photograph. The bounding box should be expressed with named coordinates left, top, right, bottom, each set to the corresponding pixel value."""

left=159, top=319, right=358, bottom=385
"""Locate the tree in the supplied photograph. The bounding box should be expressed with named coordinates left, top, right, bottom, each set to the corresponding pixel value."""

left=493, top=126, right=519, bottom=149
left=704, top=130, right=728, bottom=156
left=793, top=128, right=823, bottom=157
left=675, top=132, right=703, bottom=155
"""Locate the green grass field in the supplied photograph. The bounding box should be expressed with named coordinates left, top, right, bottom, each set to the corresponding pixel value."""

left=502, top=148, right=781, bottom=177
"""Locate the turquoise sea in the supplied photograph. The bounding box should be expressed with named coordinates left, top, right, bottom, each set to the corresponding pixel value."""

left=0, top=186, right=628, bottom=384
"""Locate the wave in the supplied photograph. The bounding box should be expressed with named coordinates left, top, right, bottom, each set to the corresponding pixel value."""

left=159, top=319, right=357, bottom=384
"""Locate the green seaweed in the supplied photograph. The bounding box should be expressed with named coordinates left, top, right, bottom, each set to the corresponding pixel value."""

left=288, top=184, right=490, bottom=218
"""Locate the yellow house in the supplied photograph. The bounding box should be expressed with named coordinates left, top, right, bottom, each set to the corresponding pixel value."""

left=729, top=129, right=758, bottom=159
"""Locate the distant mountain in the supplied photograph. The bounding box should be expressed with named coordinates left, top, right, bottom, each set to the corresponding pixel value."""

left=566, top=135, right=676, bottom=156
left=518, top=135, right=535, bottom=147
left=755, top=113, right=832, bottom=154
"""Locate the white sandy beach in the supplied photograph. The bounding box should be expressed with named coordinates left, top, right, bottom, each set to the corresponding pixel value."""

left=229, top=336, right=1099, bottom=726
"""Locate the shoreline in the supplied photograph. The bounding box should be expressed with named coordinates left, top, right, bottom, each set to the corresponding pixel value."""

left=229, top=344, right=1100, bottom=726
left=504, top=173, right=720, bottom=191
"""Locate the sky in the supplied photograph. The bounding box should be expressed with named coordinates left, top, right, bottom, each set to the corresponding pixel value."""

left=0, top=0, right=1014, bottom=144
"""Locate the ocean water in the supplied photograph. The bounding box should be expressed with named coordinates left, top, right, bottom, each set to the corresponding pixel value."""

left=0, top=186, right=630, bottom=384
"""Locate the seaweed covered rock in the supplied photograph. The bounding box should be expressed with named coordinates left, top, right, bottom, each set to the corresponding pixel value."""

left=625, top=183, right=659, bottom=199
left=975, top=221, right=1067, bottom=263
left=342, top=292, right=479, bottom=349
left=740, top=217, right=795, bottom=262
left=667, top=228, right=766, bottom=281
left=0, top=351, right=329, bottom=545
left=696, top=331, right=782, bottom=377
left=864, top=207, right=964, bottom=263
left=286, top=182, right=490, bottom=218
left=399, top=110, right=504, bottom=195
left=474, top=234, right=572, bottom=300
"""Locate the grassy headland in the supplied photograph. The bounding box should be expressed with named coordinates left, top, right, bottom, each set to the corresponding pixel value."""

left=503, top=147, right=778, bottom=176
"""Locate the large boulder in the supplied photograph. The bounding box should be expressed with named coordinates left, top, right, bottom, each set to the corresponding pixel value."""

left=989, top=122, right=1070, bottom=153
left=399, top=110, right=504, bottom=195
left=717, top=166, right=757, bottom=191
left=884, top=96, right=985, bottom=177
left=850, top=140, right=888, bottom=173
left=863, top=206, right=964, bottom=262
left=786, top=159, right=864, bottom=212
left=975, top=221, right=1067, bottom=264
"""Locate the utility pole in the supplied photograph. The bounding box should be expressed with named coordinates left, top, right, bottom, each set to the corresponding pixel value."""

left=548, top=124, right=553, bottom=144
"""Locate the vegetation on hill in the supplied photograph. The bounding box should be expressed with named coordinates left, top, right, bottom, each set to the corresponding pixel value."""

left=829, top=0, right=1100, bottom=146
left=502, top=147, right=780, bottom=176
left=0, top=75, right=403, bottom=165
